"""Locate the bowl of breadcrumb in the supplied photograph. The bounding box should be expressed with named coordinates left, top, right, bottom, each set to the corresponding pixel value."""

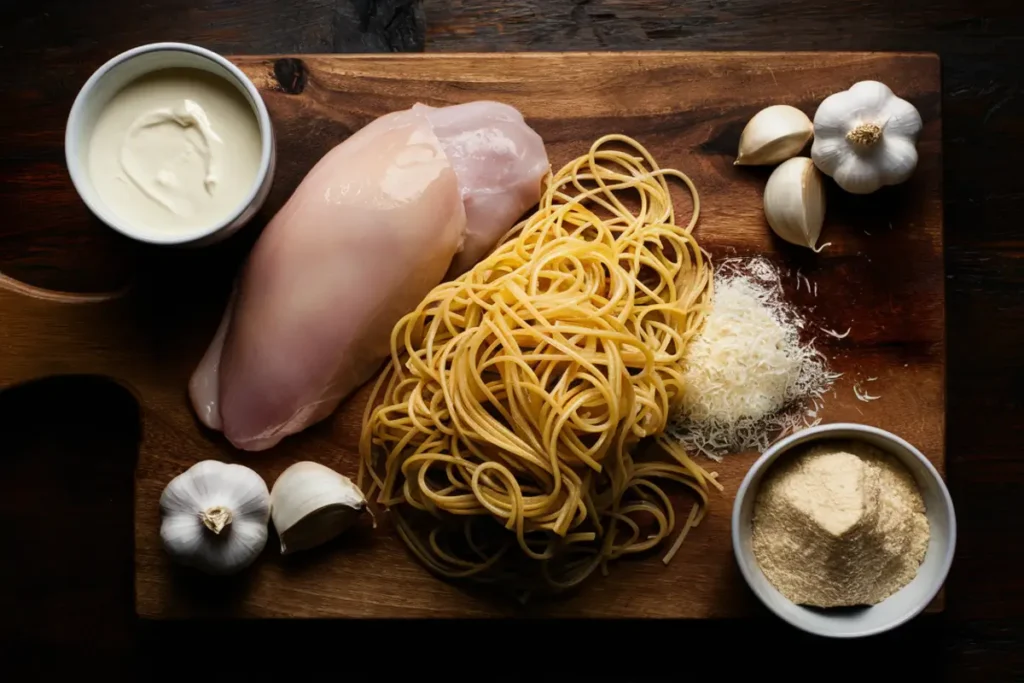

left=732, top=422, right=956, bottom=638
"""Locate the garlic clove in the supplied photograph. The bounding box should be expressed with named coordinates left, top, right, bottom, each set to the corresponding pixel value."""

left=880, top=95, right=924, bottom=139
left=270, top=461, right=369, bottom=555
left=735, top=105, right=813, bottom=166
left=831, top=153, right=887, bottom=196
left=876, top=136, right=919, bottom=184
left=762, top=157, right=826, bottom=250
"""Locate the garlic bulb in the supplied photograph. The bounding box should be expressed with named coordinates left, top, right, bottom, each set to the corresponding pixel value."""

left=735, top=105, right=813, bottom=166
left=270, top=461, right=369, bottom=555
left=763, top=157, right=826, bottom=250
left=159, top=460, right=271, bottom=575
left=811, top=81, right=923, bottom=194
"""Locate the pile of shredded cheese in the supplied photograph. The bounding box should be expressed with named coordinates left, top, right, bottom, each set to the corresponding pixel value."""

left=670, top=258, right=840, bottom=460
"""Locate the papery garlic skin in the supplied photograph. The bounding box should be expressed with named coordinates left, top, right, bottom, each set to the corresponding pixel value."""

left=811, top=81, right=923, bottom=194
left=763, top=157, right=826, bottom=249
left=270, top=461, right=368, bottom=555
left=160, top=460, right=270, bottom=575
left=735, top=105, right=813, bottom=166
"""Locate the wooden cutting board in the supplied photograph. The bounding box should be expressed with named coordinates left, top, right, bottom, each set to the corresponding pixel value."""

left=0, top=52, right=943, bottom=619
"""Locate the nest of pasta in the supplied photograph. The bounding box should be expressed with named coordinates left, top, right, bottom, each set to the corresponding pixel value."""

left=359, top=135, right=719, bottom=594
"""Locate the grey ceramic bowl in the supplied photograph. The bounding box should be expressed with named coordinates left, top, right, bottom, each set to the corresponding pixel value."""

left=731, top=422, right=956, bottom=638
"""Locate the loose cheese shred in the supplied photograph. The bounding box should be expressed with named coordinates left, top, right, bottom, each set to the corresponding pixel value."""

left=670, top=258, right=840, bottom=459
left=854, top=384, right=881, bottom=402
left=795, top=269, right=812, bottom=294
left=821, top=326, right=851, bottom=339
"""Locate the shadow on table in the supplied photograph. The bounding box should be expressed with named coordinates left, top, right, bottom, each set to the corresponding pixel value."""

left=0, top=375, right=1005, bottom=680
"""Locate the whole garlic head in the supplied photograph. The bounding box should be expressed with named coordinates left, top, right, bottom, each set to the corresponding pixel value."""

left=270, top=461, right=369, bottom=555
left=159, top=460, right=270, bottom=575
left=811, top=81, right=923, bottom=194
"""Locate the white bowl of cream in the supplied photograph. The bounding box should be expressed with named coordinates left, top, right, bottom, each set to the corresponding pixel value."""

left=66, top=42, right=275, bottom=246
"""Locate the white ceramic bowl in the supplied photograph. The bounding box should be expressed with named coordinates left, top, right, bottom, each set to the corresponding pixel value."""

left=732, top=423, right=956, bottom=638
left=65, top=42, right=276, bottom=246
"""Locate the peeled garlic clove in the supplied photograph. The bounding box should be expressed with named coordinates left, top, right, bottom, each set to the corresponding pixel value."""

left=270, top=461, right=368, bottom=555
left=735, top=105, right=814, bottom=166
left=763, top=157, right=826, bottom=250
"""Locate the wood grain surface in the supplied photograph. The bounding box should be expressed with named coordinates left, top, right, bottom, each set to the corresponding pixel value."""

left=426, top=3, right=1024, bottom=626
left=0, top=51, right=943, bottom=619
left=3, top=0, right=1023, bottom=678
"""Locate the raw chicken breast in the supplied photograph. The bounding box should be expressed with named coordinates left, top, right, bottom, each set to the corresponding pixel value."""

left=418, top=102, right=549, bottom=277
left=190, top=101, right=548, bottom=451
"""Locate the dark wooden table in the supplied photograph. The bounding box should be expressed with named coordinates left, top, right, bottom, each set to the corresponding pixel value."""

left=1, top=0, right=1021, bottom=679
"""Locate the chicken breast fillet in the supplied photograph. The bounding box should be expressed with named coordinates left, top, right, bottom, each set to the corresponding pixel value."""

left=189, top=101, right=548, bottom=451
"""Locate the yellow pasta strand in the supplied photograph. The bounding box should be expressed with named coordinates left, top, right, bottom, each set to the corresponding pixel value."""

left=359, top=134, right=715, bottom=591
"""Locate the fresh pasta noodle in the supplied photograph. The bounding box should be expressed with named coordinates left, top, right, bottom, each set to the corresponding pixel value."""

left=359, top=134, right=716, bottom=592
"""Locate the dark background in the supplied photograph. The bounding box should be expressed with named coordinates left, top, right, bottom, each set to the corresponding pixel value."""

left=1, top=0, right=1021, bottom=679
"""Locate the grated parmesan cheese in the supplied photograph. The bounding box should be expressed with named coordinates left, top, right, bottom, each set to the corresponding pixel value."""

left=670, top=258, right=840, bottom=460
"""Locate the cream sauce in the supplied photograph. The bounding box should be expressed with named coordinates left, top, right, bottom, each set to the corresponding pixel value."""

left=88, top=68, right=261, bottom=232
